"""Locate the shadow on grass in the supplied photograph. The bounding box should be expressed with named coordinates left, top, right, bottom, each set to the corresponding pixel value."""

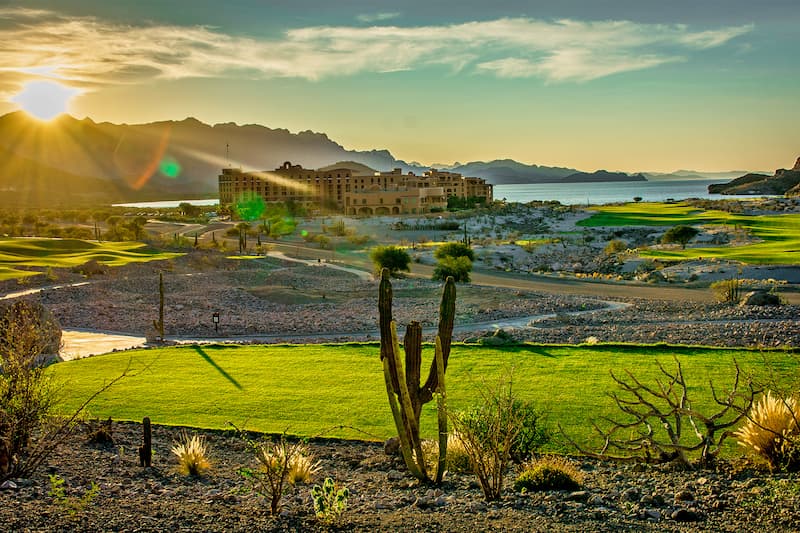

left=191, top=345, right=243, bottom=390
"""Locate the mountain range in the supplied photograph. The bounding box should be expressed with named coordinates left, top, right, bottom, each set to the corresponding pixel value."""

left=0, top=111, right=760, bottom=206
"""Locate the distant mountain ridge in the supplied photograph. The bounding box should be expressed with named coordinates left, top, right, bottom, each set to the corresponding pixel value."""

left=708, top=157, right=800, bottom=196
left=0, top=111, right=760, bottom=206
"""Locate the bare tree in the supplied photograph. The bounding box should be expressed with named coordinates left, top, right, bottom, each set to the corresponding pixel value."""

left=563, top=358, right=758, bottom=468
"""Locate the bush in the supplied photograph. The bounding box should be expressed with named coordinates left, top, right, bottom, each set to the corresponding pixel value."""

left=734, top=391, right=800, bottom=471
left=171, top=432, right=212, bottom=477
left=434, top=242, right=474, bottom=262
left=370, top=245, right=411, bottom=277
left=711, top=278, right=742, bottom=304
left=661, top=225, right=699, bottom=248
left=432, top=256, right=472, bottom=282
left=604, top=239, right=627, bottom=255
left=514, top=456, right=584, bottom=492
left=449, top=376, right=546, bottom=501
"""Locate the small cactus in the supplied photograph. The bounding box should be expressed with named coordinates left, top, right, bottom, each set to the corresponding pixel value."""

left=152, top=272, right=164, bottom=341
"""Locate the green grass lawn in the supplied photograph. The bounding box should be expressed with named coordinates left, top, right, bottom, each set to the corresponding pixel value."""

left=578, top=202, right=800, bottom=264
left=49, top=343, right=798, bottom=454
left=0, top=238, right=182, bottom=275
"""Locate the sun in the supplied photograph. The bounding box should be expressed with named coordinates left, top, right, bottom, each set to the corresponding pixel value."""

left=10, top=81, right=80, bottom=121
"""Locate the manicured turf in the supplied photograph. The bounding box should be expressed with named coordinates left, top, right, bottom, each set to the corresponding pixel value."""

left=49, top=343, right=797, bottom=453
left=578, top=202, right=800, bottom=264
left=0, top=238, right=182, bottom=273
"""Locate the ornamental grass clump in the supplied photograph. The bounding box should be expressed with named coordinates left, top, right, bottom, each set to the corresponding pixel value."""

left=171, top=432, right=212, bottom=477
left=287, top=444, right=321, bottom=484
left=514, top=456, right=584, bottom=492
left=735, top=391, right=800, bottom=471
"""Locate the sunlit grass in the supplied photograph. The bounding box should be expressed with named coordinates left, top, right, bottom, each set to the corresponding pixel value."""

left=578, top=202, right=800, bottom=264
left=0, top=238, right=181, bottom=273
left=49, top=343, right=798, bottom=455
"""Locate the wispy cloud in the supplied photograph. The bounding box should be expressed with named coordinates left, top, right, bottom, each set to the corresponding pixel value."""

left=356, top=12, right=400, bottom=23
left=0, top=8, right=753, bottom=97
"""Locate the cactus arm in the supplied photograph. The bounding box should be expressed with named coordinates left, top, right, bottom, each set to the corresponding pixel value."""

left=420, top=276, right=456, bottom=403
left=390, top=321, right=428, bottom=480
left=378, top=269, right=401, bottom=392
left=434, top=335, right=448, bottom=484
left=382, top=348, right=422, bottom=479
left=404, top=321, right=423, bottom=420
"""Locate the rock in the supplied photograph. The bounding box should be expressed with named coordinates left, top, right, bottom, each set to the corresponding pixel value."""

left=671, top=508, right=700, bottom=522
left=588, top=494, right=605, bottom=506
left=620, top=487, right=640, bottom=502
left=386, top=470, right=404, bottom=481
left=566, top=490, right=589, bottom=502
left=741, top=291, right=781, bottom=306
left=643, top=509, right=661, bottom=521
left=674, top=489, right=695, bottom=502
left=384, top=437, right=400, bottom=456
left=0, top=480, right=18, bottom=490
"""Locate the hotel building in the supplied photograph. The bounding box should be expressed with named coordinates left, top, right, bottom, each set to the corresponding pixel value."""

left=219, top=162, right=493, bottom=215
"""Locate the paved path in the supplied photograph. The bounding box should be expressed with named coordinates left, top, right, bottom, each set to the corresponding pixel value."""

left=60, top=329, right=147, bottom=361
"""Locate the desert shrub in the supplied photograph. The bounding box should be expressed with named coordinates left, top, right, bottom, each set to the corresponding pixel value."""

left=171, top=432, right=212, bottom=477
left=310, top=477, right=349, bottom=524
left=238, top=432, right=307, bottom=515
left=434, top=242, right=475, bottom=262
left=711, top=278, right=742, bottom=304
left=604, top=239, right=627, bottom=255
left=346, top=234, right=370, bottom=246
left=369, top=245, right=410, bottom=277
left=514, top=456, right=584, bottom=492
left=449, top=376, right=544, bottom=501
left=432, top=255, right=472, bottom=282
left=734, top=391, right=800, bottom=471
left=0, top=301, right=61, bottom=479
left=661, top=225, right=699, bottom=248
left=84, top=417, right=114, bottom=445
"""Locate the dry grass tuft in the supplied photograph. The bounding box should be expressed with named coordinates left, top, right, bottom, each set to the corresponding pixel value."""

left=286, top=445, right=321, bottom=484
left=735, top=391, right=800, bottom=471
left=171, top=432, right=212, bottom=477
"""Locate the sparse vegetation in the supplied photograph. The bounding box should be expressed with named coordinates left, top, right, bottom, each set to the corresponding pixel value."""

left=711, top=278, right=742, bottom=304
left=49, top=474, right=100, bottom=516
left=449, top=374, right=532, bottom=501
left=514, top=455, right=584, bottom=492
left=171, top=432, right=212, bottom=477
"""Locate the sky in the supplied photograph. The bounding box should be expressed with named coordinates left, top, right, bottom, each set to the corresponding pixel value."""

left=1, top=0, right=798, bottom=172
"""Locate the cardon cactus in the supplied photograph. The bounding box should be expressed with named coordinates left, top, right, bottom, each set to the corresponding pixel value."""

left=379, top=268, right=455, bottom=483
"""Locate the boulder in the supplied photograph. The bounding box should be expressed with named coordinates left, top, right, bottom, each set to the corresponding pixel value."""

left=740, top=290, right=781, bottom=307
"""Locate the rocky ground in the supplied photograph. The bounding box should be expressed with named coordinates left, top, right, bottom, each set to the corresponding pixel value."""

left=2, top=422, right=799, bottom=532
left=12, top=250, right=796, bottom=348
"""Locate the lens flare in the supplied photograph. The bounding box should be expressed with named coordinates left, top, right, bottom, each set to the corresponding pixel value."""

left=159, top=156, right=182, bottom=178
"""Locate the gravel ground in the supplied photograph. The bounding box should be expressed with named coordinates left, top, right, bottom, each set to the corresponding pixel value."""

left=14, top=251, right=796, bottom=348
left=2, top=422, right=799, bottom=532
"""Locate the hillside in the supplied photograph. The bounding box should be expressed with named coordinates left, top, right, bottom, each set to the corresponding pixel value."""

left=0, top=112, right=425, bottom=205
left=708, top=157, right=800, bottom=195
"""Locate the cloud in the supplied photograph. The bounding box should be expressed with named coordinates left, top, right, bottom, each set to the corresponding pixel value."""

left=0, top=7, right=753, bottom=97
left=356, top=12, right=400, bottom=23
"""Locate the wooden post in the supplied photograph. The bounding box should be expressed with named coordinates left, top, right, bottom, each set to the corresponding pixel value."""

left=139, top=417, right=152, bottom=467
